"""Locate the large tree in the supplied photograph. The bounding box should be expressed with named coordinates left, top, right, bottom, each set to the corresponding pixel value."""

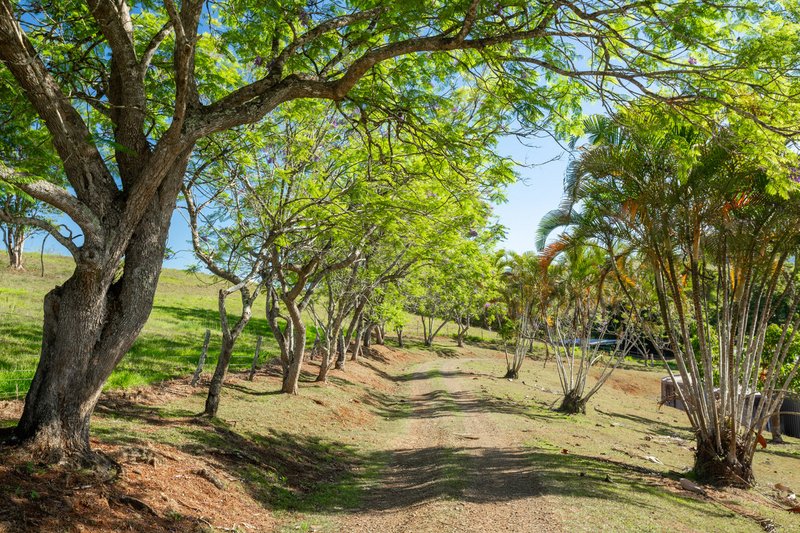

left=0, top=0, right=751, bottom=460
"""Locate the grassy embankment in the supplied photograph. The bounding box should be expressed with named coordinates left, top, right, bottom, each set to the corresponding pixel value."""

left=0, top=254, right=500, bottom=399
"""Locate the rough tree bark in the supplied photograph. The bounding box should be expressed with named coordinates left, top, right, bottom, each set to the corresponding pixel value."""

left=363, top=323, right=374, bottom=349
left=15, top=161, right=187, bottom=461
left=455, top=315, right=470, bottom=347
left=557, top=390, right=587, bottom=414
left=334, top=330, right=346, bottom=371
left=316, top=324, right=342, bottom=382
left=350, top=315, right=364, bottom=362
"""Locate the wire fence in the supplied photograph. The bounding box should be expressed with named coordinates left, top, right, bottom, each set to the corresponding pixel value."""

left=0, top=308, right=500, bottom=401
left=0, top=309, right=274, bottom=401
left=0, top=350, right=272, bottom=401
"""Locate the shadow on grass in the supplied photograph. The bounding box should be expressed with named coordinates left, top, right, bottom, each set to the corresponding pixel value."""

left=356, top=445, right=722, bottom=513
left=595, top=409, right=693, bottom=438
left=360, top=373, right=564, bottom=424
left=95, top=408, right=367, bottom=514
left=92, top=397, right=719, bottom=517
left=223, top=382, right=284, bottom=397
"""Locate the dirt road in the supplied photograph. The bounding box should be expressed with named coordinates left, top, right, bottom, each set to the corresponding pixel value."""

left=339, top=357, right=562, bottom=533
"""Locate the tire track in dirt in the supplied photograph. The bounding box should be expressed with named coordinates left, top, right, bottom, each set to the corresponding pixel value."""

left=341, top=357, right=561, bottom=533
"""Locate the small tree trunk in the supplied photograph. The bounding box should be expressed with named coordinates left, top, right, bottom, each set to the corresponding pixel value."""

left=770, top=411, right=784, bottom=444
left=203, top=287, right=256, bottom=416
left=396, top=326, right=404, bottom=348
left=557, top=390, right=587, bottom=415
left=191, top=329, right=212, bottom=387
left=351, top=323, right=365, bottom=362
left=267, top=294, right=294, bottom=386
left=456, top=316, right=469, bottom=347
left=693, top=431, right=754, bottom=487
left=203, top=336, right=235, bottom=417
left=248, top=336, right=262, bottom=381
left=375, top=324, right=385, bottom=345
left=363, top=324, right=374, bottom=349
left=7, top=228, right=25, bottom=270
left=316, top=325, right=338, bottom=383
left=335, top=330, right=346, bottom=370
left=281, top=302, right=306, bottom=394
left=309, top=331, right=320, bottom=361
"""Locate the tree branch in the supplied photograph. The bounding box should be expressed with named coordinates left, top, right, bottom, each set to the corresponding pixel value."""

left=0, top=0, right=118, bottom=214
left=140, top=21, right=173, bottom=78
left=0, top=211, right=79, bottom=257
left=188, top=17, right=556, bottom=137
left=0, top=162, right=101, bottom=238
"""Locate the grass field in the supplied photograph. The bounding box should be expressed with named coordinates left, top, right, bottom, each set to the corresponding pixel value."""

left=1, top=339, right=796, bottom=531
left=1, top=255, right=798, bottom=531
left=0, top=254, right=501, bottom=400
left=0, top=254, right=283, bottom=399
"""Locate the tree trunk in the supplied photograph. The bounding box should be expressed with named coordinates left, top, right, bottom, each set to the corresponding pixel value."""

left=351, top=328, right=364, bottom=362
left=309, top=331, right=320, bottom=361
left=350, top=315, right=364, bottom=362
left=770, top=412, right=784, bottom=444
left=557, top=390, right=587, bottom=415
left=267, top=293, right=294, bottom=386
left=203, top=336, right=235, bottom=417
left=363, top=323, right=374, bottom=350
left=203, top=286, right=256, bottom=417
left=396, top=326, right=404, bottom=348
left=6, top=226, right=25, bottom=270
left=334, top=330, right=346, bottom=370
left=543, top=341, right=551, bottom=368
left=693, top=431, right=754, bottom=487
left=14, top=167, right=182, bottom=461
left=281, top=302, right=306, bottom=394
left=316, top=326, right=340, bottom=382
left=375, top=324, right=385, bottom=345
left=456, top=316, right=469, bottom=348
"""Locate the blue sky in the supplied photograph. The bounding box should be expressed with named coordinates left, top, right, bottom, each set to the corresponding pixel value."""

left=493, top=134, right=571, bottom=254
left=24, top=134, right=571, bottom=270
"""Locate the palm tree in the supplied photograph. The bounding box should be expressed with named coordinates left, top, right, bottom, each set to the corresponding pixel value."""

left=535, top=242, right=638, bottom=414
left=497, top=250, right=545, bottom=378
left=540, top=108, right=800, bottom=486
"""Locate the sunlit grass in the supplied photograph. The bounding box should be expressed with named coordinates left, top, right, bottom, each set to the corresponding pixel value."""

left=0, top=253, right=500, bottom=398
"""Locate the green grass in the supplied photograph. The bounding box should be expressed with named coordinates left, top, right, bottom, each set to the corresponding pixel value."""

left=0, top=254, right=282, bottom=399
left=86, top=352, right=419, bottom=532
left=0, top=253, right=500, bottom=399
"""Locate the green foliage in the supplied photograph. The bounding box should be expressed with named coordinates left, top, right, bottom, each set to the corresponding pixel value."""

left=762, top=324, right=800, bottom=395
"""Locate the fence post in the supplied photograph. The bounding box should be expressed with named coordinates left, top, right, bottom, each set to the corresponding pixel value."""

left=248, top=336, right=263, bottom=381
left=191, top=329, right=211, bottom=387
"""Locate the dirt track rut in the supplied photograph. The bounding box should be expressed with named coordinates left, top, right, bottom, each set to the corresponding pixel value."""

left=339, top=357, right=561, bottom=533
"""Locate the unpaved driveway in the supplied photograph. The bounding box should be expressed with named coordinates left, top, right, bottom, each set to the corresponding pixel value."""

left=338, top=357, right=561, bottom=533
